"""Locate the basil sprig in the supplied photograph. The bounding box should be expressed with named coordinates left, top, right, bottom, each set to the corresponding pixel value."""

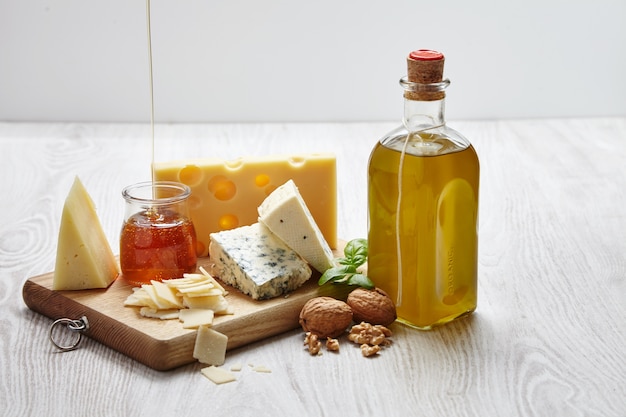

left=319, top=238, right=374, bottom=289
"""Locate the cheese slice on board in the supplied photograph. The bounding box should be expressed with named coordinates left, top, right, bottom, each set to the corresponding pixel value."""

left=53, top=177, right=119, bottom=290
left=153, top=154, right=337, bottom=257
left=258, top=179, right=335, bottom=273
left=194, top=326, right=228, bottom=366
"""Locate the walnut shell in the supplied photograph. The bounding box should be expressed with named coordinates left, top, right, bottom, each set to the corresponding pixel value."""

left=347, top=288, right=397, bottom=326
left=299, top=297, right=353, bottom=338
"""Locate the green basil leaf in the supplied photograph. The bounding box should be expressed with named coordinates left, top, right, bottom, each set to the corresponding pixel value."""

left=318, top=265, right=356, bottom=285
left=343, top=238, right=368, bottom=267
left=318, top=267, right=343, bottom=285
left=318, top=238, right=375, bottom=289
left=346, top=273, right=375, bottom=289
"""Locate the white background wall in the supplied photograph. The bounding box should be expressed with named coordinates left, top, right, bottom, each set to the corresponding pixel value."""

left=1, top=0, right=625, bottom=123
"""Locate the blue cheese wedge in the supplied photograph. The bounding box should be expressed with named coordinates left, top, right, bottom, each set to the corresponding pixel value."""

left=258, top=179, right=335, bottom=273
left=208, top=222, right=312, bottom=300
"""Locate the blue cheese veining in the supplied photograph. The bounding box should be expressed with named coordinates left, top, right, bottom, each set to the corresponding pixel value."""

left=208, top=223, right=312, bottom=300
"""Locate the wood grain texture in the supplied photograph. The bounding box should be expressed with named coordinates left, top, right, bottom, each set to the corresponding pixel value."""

left=22, top=258, right=350, bottom=371
left=1, top=119, right=625, bottom=417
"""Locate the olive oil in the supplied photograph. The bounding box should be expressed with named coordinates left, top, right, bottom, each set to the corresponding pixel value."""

left=367, top=50, right=479, bottom=329
left=368, top=133, right=478, bottom=329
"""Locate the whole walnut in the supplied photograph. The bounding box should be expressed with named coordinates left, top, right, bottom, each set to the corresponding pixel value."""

left=299, top=297, right=353, bottom=338
left=347, top=287, right=397, bottom=326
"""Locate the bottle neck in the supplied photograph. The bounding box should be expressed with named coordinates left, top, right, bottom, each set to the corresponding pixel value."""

left=403, top=98, right=446, bottom=133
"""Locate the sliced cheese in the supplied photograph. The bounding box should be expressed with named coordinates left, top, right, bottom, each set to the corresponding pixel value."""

left=201, top=366, right=236, bottom=385
left=139, top=307, right=180, bottom=320
left=141, top=284, right=176, bottom=310
left=153, top=153, right=337, bottom=256
left=124, top=294, right=157, bottom=309
left=179, top=308, right=214, bottom=329
left=258, top=179, right=335, bottom=273
left=209, top=223, right=312, bottom=300
left=182, top=294, right=229, bottom=313
left=151, top=280, right=184, bottom=309
left=193, top=326, right=228, bottom=366
left=229, top=363, right=243, bottom=372
left=252, top=365, right=272, bottom=373
left=53, top=177, right=119, bottom=290
left=124, top=270, right=231, bottom=316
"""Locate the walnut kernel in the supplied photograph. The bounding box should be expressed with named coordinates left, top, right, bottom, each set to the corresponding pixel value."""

left=348, top=322, right=392, bottom=346
left=304, top=332, right=322, bottom=355
left=360, top=344, right=381, bottom=357
left=326, top=337, right=340, bottom=352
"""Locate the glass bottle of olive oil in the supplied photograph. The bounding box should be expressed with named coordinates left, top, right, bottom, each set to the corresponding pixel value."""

left=367, top=50, right=479, bottom=330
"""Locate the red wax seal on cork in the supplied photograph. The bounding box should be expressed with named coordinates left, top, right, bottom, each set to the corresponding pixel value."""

left=409, top=49, right=444, bottom=61
left=405, top=49, right=446, bottom=101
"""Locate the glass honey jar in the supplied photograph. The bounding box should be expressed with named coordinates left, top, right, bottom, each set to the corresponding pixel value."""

left=120, top=181, right=198, bottom=286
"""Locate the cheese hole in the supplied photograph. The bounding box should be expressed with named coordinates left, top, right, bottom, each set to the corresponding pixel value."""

left=288, top=156, right=306, bottom=167
left=208, top=176, right=237, bottom=201
left=178, top=165, right=203, bottom=186
left=219, top=214, right=239, bottom=230
left=255, top=174, right=270, bottom=187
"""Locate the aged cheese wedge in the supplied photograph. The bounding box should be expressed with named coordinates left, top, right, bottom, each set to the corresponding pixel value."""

left=194, top=326, right=228, bottom=366
left=153, top=153, right=337, bottom=256
left=258, top=179, right=335, bottom=273
left=209, top=222, right=312, bottom=300
left=53, top=177, right=119, bottom=290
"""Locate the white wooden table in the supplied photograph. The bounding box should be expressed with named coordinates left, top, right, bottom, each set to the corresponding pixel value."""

left=1, top=119, right=624, bottom=417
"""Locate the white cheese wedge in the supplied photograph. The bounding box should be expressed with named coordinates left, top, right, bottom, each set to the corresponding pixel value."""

left=258, top=179, right=335, bottom=273
left=193, top=326, right=228, bottom=366
left=201, top=366, right=236, bottom=385
left=53, top=177, right=119, bottom=290
left=209, top=223, right=312, bottom=300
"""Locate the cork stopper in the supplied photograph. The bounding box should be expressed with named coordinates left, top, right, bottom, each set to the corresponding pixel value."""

left=404, top=49, right=446, bottom=101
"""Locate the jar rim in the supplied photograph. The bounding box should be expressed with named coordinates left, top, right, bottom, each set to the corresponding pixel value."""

left=122, top=181, right=191, bottom=206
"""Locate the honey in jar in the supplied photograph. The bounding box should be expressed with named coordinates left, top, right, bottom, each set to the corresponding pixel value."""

left=120, top=181, right=197, bottom=286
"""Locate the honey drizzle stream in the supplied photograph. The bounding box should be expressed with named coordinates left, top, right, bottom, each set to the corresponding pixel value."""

left=146, top=0, right=156, bottom=196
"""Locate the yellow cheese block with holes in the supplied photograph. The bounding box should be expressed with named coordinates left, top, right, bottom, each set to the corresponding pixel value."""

left=153, top=154, right=337, bottom=257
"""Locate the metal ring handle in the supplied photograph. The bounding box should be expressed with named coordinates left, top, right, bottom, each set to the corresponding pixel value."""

left=49, top=316, right=89, bottom=352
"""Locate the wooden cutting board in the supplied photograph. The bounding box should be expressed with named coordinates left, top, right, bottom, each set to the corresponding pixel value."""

left=22, top=256, right=350, bottom=371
